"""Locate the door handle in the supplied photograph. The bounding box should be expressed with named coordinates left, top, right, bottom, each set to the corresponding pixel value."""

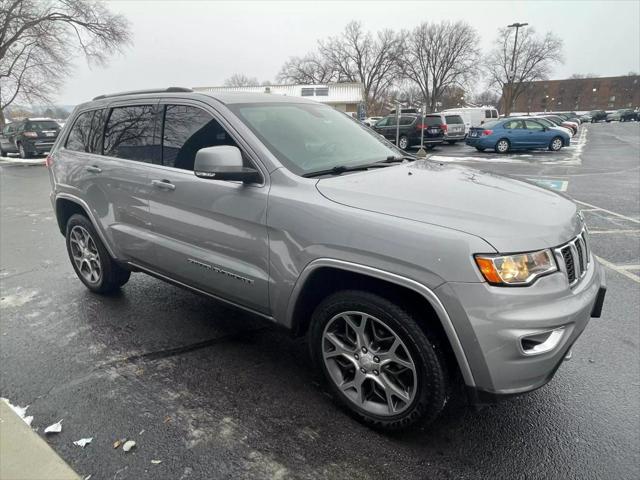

left=86, top=165, right=102, bottom=173
left=152, top=179, right=176, bottom=191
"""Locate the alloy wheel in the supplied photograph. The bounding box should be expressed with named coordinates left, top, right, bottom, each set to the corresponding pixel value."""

left=399, top=137, right=408, bottom=149
left=496, top=140, right=509, bottom=153
left=551, top=138, right=563, bottom=150
left=69, top=225, right=102, bottom=284
left=322, top=311, right=417, bottom=416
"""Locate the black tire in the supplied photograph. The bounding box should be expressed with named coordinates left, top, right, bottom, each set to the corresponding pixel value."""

left=549, top=136, right=563, bottom=151
left=475, top=147, right=486, bottom=152
left=425, top=144, right=435, bottom=150
left=0, top=145, right=5, bottom=157
left=447, top=140, right=457, bottom=145
left=18, top=143, right=29, bottom=159
left=494, top=138, right=510, bottom=154
left=398, top=135, right=409, bottom=150
left=309, top=290, right=449, bottom=431
left=65, top=214, right=131, bottom=293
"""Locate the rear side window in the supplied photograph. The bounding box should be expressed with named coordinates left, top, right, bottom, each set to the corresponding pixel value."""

left=399, top=116, right=415, bottom=126
left=103, top=105, right=159, bottom=163
left=423, top=115, right=441, bottom=126
left=445, top=115, right=463, bottom=124
left=66, top=111, right=95, bottom=152
left=503, top=120, right=524, bottom=129
left=162, top=105, right=238, bottom=171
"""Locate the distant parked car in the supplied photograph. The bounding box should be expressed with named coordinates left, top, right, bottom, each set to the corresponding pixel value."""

left=542, top=115, right=578, bottom=136
left=579, top=113, right=593, bottom=123
left=0, top=118, right=61, bottom=158
left=440, top=106, right=499, bottom=134
left=425, top=112, right=466, bottom=144
left=588, top=110, right=608, bottom=123
left=606, top=108, right=638, bottom=122
left=372, top=114, right=444, bottom=150
left=465, top=117, right=570, bottom=153
left=363, top=116, right=383, bottom=127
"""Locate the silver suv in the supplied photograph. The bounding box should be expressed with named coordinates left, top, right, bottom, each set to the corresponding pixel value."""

left=47, top=88, right=606, bottom=430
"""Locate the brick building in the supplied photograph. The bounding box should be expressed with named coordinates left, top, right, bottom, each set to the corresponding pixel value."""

left=505, top=75, right=640, bottom=113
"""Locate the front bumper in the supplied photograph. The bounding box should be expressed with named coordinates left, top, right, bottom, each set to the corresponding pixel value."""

left=436, top=257, right=606, bottom=401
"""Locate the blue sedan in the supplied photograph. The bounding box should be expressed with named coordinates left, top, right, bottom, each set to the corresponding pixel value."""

left=465, top=118, right=571, bottom=153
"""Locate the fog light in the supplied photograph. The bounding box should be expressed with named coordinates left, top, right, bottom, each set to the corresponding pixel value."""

left=520, top=328, right=565, bottom=355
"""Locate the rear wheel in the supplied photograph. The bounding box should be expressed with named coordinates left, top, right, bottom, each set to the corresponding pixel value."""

left=475, top=147, right=485, bottom=152
left=65, top=214, right=130, bottom=293
left=398, top=135, right=409, bottom=150
left=425, top=144, right=435, bottom=150
left=549, top=136, right=563, bottom=151
left=494, top=138, right=510, bottom=153
left=0, top=144, right=5, bottom=157
left=447, top=140, right=457, bottom=145
left=310, top=290, right=449, bottom=430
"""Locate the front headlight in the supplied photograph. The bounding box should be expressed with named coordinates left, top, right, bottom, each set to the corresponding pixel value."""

left=474, top=249, right=557, bottom=286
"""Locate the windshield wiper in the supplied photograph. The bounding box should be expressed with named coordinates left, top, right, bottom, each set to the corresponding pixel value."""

left=302, top=163, right=391, bottom=178
left=381, top=154, right=416, bottom=163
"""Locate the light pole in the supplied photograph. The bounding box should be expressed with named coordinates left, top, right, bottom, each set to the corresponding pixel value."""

left=506, top=22, right=528, bottom=116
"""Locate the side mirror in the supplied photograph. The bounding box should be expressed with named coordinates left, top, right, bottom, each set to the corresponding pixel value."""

left=194, top=146, right=261, bottom=183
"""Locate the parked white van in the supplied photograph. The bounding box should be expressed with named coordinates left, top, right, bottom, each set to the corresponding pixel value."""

left=440, top=107, right=499, bottom=134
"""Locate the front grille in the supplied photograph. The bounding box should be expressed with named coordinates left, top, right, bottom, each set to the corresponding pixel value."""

left=556, top=230, right=590, bottom=287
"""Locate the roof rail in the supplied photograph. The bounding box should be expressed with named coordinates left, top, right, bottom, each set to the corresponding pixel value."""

left=92, top=87, right=193, bottom=101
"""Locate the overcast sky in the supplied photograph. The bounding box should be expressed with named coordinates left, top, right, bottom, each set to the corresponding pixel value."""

left=56, top=0, right=640, bottom=105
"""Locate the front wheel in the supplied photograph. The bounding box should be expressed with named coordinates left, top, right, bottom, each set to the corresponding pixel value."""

left=18, top=143, right=29, bottom=159
left=494, top=138, right=510, bottom=153
left=66, top=214, right=131, bottom=293
left=398, top=135, right=409, bottom=150
left=309, top=290, right=449, bottom=430
left=549, top=136, right=564, bottom=151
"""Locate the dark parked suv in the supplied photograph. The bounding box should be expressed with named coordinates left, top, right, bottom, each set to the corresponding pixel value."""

left=588, top=110, right=608, bottom=123
left=373, top=114, right=444, bottom=150
left=0, top=118, right=61, bottom=158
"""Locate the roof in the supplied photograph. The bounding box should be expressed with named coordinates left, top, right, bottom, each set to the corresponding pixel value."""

left=193, top=83, right=364, bottom=104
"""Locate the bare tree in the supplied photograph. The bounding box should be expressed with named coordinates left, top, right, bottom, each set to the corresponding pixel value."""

left=485, top=27, right=563, bottom=115
left=277, top=53, right=337, bottom=84
left=473, top=89, right=501, bottom=107
left=223, top=73, right=260, bottom=87
left=402, top=21, right=480, bottom=112
left=318, top=21, right=403, bottom=114
left=0, top=0, right=131, bottom=126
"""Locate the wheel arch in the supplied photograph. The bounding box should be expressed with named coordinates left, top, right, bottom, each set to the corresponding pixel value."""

left=286, top=259, right=475, bottom=386
left=54, top=194, right=118, bottom=260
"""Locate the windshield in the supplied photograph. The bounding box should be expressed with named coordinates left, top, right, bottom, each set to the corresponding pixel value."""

left=230, top=102, right=400, bottom=176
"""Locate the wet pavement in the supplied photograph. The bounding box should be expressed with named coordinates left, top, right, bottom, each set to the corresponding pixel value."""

left=1, top=121, right=639, bottom=479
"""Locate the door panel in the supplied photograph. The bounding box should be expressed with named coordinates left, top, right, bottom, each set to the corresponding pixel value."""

left=523, top=120, right=547, bottom=147
left=85, top=103, right=158, bottom=265
left=146, top=103, right=270, bottom=314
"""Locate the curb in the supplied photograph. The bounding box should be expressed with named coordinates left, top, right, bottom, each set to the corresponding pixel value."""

left=0, top=401, right=81, bottom=480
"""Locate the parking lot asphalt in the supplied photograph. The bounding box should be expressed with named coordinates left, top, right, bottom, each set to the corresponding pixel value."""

left=1, top=122, right=638, bottom=480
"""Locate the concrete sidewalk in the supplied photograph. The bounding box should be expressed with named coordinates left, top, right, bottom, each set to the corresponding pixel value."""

left=0, top=401, right=80, bottom=480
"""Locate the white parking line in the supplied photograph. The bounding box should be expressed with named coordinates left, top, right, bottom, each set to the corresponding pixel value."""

left=595, top=256, right=640, bottom=283
left=589, top=229, right=640, bottom=234
left=576, top=200, right=640, bottom=224
left=618, top=264, right=640, bottom=270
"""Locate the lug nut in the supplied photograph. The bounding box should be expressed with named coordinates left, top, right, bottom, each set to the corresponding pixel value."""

left=354, top=353, right=359, bottom=360
left=361, top=347, right=367, bottom=353
left=360, top=367, right=366, bottom=374
left=373, top=356, right=380, bottom=363
left=373, top=370, right=379, bottom=376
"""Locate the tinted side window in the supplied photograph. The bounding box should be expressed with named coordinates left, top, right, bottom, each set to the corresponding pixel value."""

left=162, top=105, right=238, bottom=171
left=375, top=118, right=388, bottom=127
left=66, top=111, right=95, bottom=152
left=103, top=105, right=159, bottom=163
left=491, top=110, right=498, bottom=118
left=88, top=109, right=107, bottom=154
left=399, top=116, right=415, bottom=126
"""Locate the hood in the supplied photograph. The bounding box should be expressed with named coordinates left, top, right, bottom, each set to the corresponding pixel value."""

left=316, top=160, right=582, bottom=252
